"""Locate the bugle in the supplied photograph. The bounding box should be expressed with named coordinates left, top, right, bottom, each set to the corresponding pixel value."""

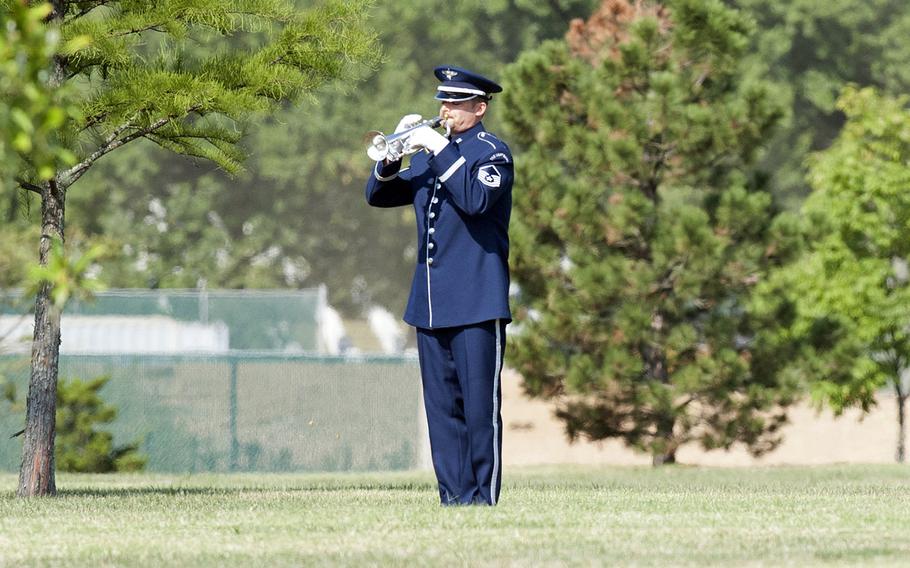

left=365, top=116, right=450, bottom=162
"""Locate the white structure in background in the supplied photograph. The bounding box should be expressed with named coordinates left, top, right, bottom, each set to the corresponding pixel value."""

left=368, top=306, right=406, bottom=354
left=316, top=304, right=353, bottom=355
left=0, top=315, right=229, bottom=354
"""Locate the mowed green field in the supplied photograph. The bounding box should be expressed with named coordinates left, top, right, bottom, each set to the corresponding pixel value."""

left=1, top=465, right=908, bottom=567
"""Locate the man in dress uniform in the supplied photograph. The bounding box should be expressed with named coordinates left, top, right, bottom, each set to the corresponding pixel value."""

left=365, top=66, right=513, bottom=506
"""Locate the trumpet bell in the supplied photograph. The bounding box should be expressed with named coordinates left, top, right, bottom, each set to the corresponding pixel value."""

left=364, top=131, right=389, bottom=161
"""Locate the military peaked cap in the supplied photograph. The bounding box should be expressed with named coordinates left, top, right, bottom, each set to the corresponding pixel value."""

left=434, top=65, right=503, bottom=102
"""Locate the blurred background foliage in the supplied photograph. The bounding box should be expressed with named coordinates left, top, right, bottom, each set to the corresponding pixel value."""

left=1, top=0, right=598, bottom=318
left=5, top=0, right=910, bottom=462
left=2, top=0, right=909, bottom=316
left=0, top=1, right=79, bottom=189
left=8, top=0, right=909, bottom=315
left=727, top=0, right=910, bottom=206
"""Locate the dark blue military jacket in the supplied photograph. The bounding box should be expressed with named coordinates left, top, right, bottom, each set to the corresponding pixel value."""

left=365, top=122, right=513, bottom=329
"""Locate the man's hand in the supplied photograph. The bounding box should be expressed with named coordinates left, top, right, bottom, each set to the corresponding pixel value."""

left=395, top=114, right=423, bottom=134
left=409, top=125, right=449, bottom=155
left=381, top=114, right=424, bottom=164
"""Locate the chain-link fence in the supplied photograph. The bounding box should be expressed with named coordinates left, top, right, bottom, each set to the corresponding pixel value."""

left=0, top=353, right=425, bottom=473
left=0, top=288, right=429, bottom=473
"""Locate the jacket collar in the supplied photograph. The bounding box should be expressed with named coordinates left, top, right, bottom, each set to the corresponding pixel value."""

left=450, top=121, right=485, bottom=141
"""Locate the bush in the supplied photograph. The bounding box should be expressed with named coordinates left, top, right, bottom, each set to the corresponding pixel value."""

left=56, top=375, right=147, bottom=472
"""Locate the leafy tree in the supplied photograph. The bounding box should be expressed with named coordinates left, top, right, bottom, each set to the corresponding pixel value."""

left=56, top=375, right=147, bottom=473
left=12, top=0, right=378, bottom=497
left=25, top=239, right=107, bottom=310
left=728, top=0, right=910, bottom=205
left=1, top=0, right=65, bottom=446
left=762, top=87, right=910, bottom=462
left=54, top=0, right=598, bottom=315
left=0, top=1, right=79, bottom=192
left=500, top=0, right=800, bottom=465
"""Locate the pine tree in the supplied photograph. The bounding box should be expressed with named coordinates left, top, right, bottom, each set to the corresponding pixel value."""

left=55, top=376, right=147, bottom=473
left=10, top=0, right=378, bottom=497
left=500, top=0, right=799, bottom=465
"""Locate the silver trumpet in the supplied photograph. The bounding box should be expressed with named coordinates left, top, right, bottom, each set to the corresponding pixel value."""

left=365, top=116, right=451, bottom=162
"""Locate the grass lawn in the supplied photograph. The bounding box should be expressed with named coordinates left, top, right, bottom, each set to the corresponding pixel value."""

left=1, top=465, right=909, bottom=566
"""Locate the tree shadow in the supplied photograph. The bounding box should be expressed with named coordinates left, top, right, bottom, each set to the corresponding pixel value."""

left=55, top=480, right=436, bottom=498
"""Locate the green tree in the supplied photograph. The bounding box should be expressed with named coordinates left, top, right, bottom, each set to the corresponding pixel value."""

left=0, top=1, right=78, bottom=192
left=501, top=0, right=799, bottom=465
left=54, top=0, right=598, bottom=315
left=762, top=87, right=910, bottom=462
left=56, top=375, right=147, bottom=473
left=0, top=0, right=59, bottom=455
left=728, top=0, right=910, bottom=205
left=13, top=0, right=378, bottom=497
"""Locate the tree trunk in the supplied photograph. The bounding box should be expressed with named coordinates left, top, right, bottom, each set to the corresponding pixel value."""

left=652, top=450, right=676, bottom=466
left=17, top=180, right=65, bottom=497
left=642, top=331, right=676, bottom=467
left=651, top=414, right=677, bottom=467
left=896, top=381, right=907, bottom=464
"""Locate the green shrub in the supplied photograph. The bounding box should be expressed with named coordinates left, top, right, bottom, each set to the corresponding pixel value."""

left=56, top=376, right=147, bottom=472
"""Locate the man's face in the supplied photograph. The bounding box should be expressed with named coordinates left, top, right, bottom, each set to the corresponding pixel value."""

left=440, top=98, right=487, bottom=134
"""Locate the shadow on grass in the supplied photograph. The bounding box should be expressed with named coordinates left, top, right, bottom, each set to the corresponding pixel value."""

left=815, top=548, right=906, bottom=562
left=54, top=481, right=436, bottom=498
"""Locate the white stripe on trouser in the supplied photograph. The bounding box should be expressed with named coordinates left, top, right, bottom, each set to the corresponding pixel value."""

left=491, top=319, right=502, bottom=505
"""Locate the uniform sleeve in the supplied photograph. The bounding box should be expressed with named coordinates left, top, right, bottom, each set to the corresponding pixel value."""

left=365, top=160, right=414, bottom=208
left=427, top=143, right=513, bottom=216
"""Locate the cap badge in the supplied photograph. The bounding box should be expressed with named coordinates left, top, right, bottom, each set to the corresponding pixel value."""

left=442, top=69, right=458, bottom=81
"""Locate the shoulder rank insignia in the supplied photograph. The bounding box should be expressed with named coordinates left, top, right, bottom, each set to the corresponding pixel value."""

left=478, top=165, right=502, bottom=188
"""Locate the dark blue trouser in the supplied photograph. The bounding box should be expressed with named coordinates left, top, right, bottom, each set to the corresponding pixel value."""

left=416, top=319, right=506, bottom=506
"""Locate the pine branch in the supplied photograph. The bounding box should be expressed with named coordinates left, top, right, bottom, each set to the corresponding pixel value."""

left=54, top=0, right=377, bottom=187
left=146, top=125, right=246, bottom=174
left=80, top=111, right=110, bottom=132
left=16, top=179, right=44, bottom=195
left=69, top=0, right=115, bottom=21
left=67, top=114, right=140, bottom=176
left=61, top=105, right=202, bottom=187
left=111, top=23, right=168, bottom=37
